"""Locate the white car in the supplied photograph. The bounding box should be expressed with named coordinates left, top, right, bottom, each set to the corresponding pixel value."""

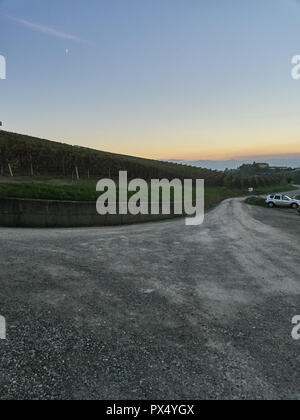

left=266, top=194, right=300, bottom=209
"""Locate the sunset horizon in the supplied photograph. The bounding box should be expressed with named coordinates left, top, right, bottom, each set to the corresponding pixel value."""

left=2, top=126, right=300, bottom=164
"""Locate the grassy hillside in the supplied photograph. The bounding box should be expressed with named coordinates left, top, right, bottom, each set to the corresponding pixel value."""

left=0, top=131, right=283, bottom=189
left=0, top=130, right=224, bottom=186
left=0, top=129, right=293, bottom=210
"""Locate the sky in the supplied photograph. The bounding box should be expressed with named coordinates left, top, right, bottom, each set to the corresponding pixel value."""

left=1, top=0, right=300, bottom=160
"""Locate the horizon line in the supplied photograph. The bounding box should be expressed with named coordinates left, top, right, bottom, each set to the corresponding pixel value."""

left=165, top=154, right=300, bottom=162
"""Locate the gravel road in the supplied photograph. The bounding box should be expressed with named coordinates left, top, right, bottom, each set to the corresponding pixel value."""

left=0, top=196, right=299, bottom=400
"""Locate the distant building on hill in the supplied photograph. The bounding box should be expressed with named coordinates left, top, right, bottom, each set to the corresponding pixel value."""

left=238, top=162, right=270, bottom=173
left=256, top=163, right=269, bottom=169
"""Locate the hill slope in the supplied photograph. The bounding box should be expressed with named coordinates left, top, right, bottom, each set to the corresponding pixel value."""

left=0, top=131, right=223, bottom=186
left=0, top=130, right=285, bottom=189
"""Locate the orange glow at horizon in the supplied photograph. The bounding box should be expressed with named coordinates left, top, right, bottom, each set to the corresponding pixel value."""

left=73, top=118, right=300, bottom=161
left=83, top=134, right=300, bottom=162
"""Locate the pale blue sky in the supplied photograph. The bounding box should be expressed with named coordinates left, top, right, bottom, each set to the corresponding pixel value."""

left=1, top=0, right=300, bottom=159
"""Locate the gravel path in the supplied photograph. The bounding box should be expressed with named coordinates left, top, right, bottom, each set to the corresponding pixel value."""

left=0, top=197, right=299, bottom=400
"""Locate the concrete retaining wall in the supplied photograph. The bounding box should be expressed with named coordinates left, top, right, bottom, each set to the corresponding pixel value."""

left=0, top=198, right=183, bottom=228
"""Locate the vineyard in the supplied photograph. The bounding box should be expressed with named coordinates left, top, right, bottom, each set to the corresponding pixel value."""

left=0, top=130, right=284, bottom=189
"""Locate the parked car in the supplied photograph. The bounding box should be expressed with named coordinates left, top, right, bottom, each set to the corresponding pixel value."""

left=265, top=194, right=300, bottom=209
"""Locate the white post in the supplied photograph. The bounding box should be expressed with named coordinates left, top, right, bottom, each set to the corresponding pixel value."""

left=0, top=316, right=6, bottom=340
left=8, top=162, right=13, bottom=177
left=75, top=166, right=80, bottom=180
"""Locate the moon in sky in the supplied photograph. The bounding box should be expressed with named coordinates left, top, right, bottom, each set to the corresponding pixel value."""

left=65, top=48, right=69, bottom=55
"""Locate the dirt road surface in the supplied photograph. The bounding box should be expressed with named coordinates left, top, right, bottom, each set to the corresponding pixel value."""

left=0, top=197, right=299, bottom=400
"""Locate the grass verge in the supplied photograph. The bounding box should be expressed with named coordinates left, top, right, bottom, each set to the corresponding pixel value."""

left=0, top=180, right=296, bottom=209
left=245, top=196, right=266, bottom=207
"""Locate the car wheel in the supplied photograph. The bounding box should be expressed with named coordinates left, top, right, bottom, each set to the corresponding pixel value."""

left=291, top=203, right=299, bottom=210
left=268, top=202, right=275, bottom=208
